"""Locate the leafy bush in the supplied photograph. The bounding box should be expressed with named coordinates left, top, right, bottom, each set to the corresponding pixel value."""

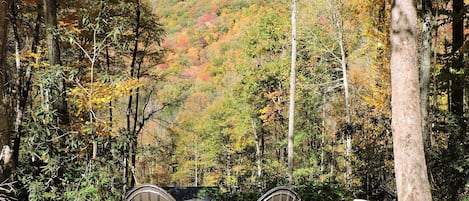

left=294, top=181, right=352, bottom=201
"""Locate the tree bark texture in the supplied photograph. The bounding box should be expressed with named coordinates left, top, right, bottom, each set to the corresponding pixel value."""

left=419, top=0, right=432, bottom=149
left=44, top=0, right=60, bottom=66
left=0, top=0, right=12, bottom=182
left=390, top=0, right=432, bottom=200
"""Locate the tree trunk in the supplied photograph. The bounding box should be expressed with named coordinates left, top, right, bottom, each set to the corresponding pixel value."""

left=390, top=0, right=432, bottom=200
left=337, top=10, right=352, bottom=185
left=419, top=0, right=432, bottom=150
left=44, top=0, right=68, bottom=125
left=449, top=0, right=464, bottom=118
left=127, top=0, right=141, bottom=188
left=44, top=0, right=60, bottom=66
left=320, top=94, right=326, bottom=176
left=0, top=0, right=12, bottom=182
left=251, top=120, right=262, bottom=179
left=11, top=2, right=41, bottom=177
left=287, top=0, right=296, bottom=186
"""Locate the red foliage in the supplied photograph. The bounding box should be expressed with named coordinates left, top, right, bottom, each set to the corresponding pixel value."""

left=184, top=66, right=199, bottom=78
left=183, top=62, right=211, bottom=80
left=196, top=14, right=216, bottom=27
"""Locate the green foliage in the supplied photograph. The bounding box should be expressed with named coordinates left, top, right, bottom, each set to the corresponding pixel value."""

left=62, top=160, right=124, bottom=201
left=294, top=181, right=353, bottom=201
left=18, top=75, right=126, bottom=200
left=243, top=9, right=288, bottom=58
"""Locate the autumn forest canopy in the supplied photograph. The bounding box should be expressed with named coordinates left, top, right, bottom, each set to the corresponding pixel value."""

left=0, top=0, right=468, bottom=200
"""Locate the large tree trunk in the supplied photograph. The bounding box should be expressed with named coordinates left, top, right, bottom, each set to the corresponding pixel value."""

left=0, top=0, right=12, bottom=182
left=286, top=0, right=296, bottom=186
left=390, top=0, right=432, bottom=200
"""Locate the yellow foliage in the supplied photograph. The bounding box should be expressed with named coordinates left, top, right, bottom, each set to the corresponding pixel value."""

left=68, top=78, right=144, bottom=117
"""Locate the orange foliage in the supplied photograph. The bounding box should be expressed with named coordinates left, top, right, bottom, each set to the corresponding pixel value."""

left=174, top=32, right=190, bottom=49
left=197, top=71, right=211, bottom=81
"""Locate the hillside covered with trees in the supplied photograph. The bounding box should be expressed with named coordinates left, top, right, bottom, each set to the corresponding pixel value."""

left=0, top=0, right=468, bottom=200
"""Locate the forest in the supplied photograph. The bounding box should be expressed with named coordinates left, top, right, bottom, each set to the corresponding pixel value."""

left=0, top=0, right=468, bottom=200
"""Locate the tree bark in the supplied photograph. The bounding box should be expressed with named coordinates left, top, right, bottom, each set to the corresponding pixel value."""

left=390, top=0, right=432, bottom=200
left=0, top=0, right=12, bottom=182
left=287, top=0, right=296, bottom=186
left=419, top=0, right=432, bottom=149
left=44, top=0, right=60, bottom=66
left=44, top=0, right=68, bottom=125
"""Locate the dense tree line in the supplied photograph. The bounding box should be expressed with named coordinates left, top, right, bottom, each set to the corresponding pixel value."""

left=150, top=0, right=468, bottom=200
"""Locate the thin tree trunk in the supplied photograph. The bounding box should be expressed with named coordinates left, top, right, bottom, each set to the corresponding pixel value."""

left=320, top=93, right=326, bottom=178
left=390, top=0, right=432, bottom=200
left=105, top=47, right=113, bottom=127
left=287, top=0, right=297, bottom=186
left=331, top=0, right=352, bottom=184
left=194, top=149, right=198, bottom=187
left=128, top=0, right=141, bottom=188
left=251, top=120, right=262, bottom=178
left=12, top=30, right=22, bottom=175
left=430, top=0, right=440, bottom=148
left=11, top=1, right=39, bottom=175
left=0, top=0, right=12, bottom=182
left=420, top=0, right=432, bottom=149
left=130, top=60, right=142, bottom=187
left=338, top=17, right=351, bottom=185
